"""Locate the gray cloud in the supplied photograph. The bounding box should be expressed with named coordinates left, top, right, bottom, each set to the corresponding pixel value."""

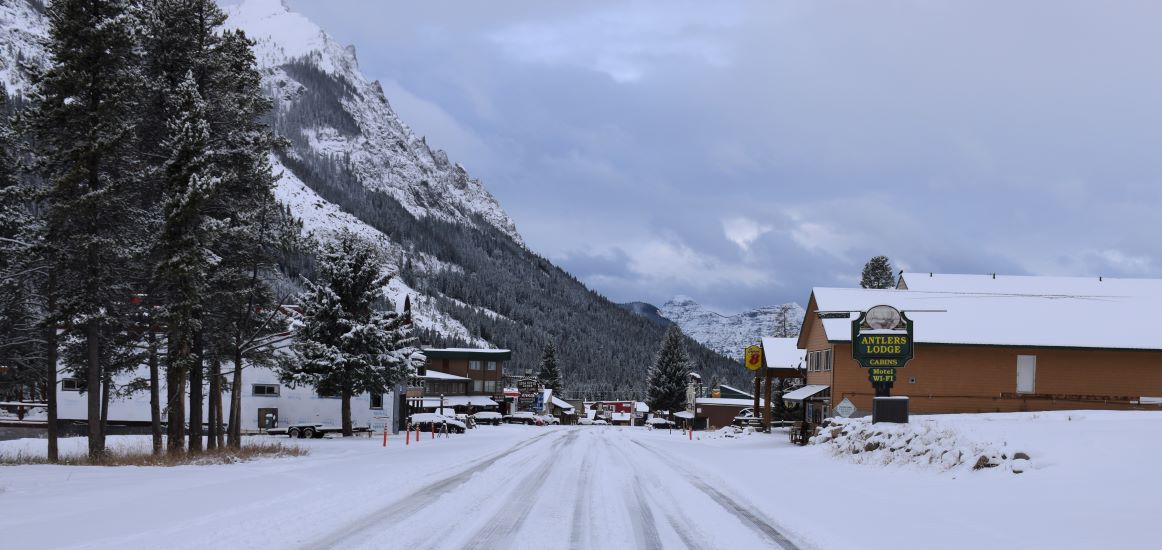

left=285, top=0, right=1162, bottom=313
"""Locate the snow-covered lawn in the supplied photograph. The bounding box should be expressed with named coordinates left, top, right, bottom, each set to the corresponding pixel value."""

left=1, top=411, right=1158, bottom=549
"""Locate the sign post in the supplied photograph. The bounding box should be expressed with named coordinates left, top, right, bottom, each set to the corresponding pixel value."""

left=744, top=345, right=762, bottom=426
left=851, top=305, right=914, bottom=423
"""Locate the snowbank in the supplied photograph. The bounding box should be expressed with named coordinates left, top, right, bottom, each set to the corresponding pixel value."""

left=813, top=416, right=1033, bottom=473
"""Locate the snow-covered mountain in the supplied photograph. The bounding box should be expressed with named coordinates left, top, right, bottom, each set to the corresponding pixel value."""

left=656, top=296, right=805, bottom=362
left=1, top=0, right=746, bottom=392
left=225, top=0, right=521, bottom=245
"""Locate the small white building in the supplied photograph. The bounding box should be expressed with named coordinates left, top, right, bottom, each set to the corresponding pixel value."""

left=56, top=364, right=396, bottom=433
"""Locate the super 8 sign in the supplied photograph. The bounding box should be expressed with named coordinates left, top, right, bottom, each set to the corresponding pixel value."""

left=744, top=345, right=763, bottom=371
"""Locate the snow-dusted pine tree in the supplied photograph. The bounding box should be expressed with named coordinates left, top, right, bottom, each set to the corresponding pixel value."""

left=154, top=73, right=220, bottom=452
left=282, top=231, right=422, bottom=436
left=27, top=0, right=144, bottom=461
left=538, top=342, right=563, bottom=395
left=647, top=325, right=691, bottom=416
left=860, top=256, right=896, bottom=289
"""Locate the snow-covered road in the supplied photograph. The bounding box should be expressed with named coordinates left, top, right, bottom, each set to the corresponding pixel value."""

left=4, top=411, right=1160, bottom=549
left=1, top=426, right=799, bottom=550
left=305, top=427, right=797, bottom=550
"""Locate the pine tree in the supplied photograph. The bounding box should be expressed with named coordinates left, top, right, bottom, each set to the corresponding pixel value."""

left=860, top=256, right=896, bottom=289
left=772, top=304, right=799, bottom=338
left=27, top=0, right=144, bottom=461
left=537, top=342, right=562, bottom=395
left=281, top=231, right=421, bottom=436
left=154, top=73, right=221, bottom=452
left=646, top=325, right=691, bottom=416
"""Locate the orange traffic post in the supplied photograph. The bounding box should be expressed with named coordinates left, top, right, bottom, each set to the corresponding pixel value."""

left=382, top=427, right=388, bottom=447
left=689, top=427, right=693, bottom=441
left=406, top=426, right=410, bottom=446
left=431, top=423, right=435, bottom=440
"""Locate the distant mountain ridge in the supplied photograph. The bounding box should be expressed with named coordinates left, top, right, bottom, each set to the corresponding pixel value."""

left=652, top=296, right=805, bottom=362
left=616, top=302, right=674, bottom=328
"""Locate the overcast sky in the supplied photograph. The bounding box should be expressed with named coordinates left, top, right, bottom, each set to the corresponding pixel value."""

left=286, top=0, right=1162, bottom=314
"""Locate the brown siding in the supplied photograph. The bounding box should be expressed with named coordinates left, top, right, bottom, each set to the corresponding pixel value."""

left=830, top=343, right=1162, bottom=414
left=799, top=294, right=1162, bottom=416
left=698, top=404, right=747, bottom=430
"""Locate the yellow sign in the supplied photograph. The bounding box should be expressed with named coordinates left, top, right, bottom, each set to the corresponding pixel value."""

left=744, top=345, right=763, bottom=371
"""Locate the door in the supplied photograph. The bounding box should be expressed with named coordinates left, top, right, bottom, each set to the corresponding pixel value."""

left=1016, top=355, right=1036, bottom=394
left=258, top=408, right=279, bottom=431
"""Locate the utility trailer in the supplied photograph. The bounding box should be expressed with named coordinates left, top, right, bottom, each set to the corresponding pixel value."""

left=267, top=423, right=371, bottom=439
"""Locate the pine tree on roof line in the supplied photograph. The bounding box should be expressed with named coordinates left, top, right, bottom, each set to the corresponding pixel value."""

left=861, top=256, right=896, bottom=289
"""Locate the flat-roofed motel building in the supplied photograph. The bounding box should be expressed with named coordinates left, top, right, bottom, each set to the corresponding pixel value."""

left=795, top=273, right=1162, bottom=420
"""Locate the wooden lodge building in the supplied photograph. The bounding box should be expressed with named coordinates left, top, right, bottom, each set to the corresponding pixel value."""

left=796, top=273, right=1162, bottom=420
left=411, top=348, right=511, bottom=415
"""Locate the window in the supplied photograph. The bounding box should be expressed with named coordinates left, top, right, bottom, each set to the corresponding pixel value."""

left=807, top=352, right=816, bottom=372
left=486, top=361, right=497, bottom=371
left=469, top=360, right=482, bottom=371
left=1017, top=355, right=1036, bottom=394
left=253, top=384, right=280, bottom=396
left=473, top=379, right=484, bottom=393
left=61, top=378, right=83, bottom=391
left=370, top=393, right=383, bottom=409
left=822, top=349, right=832, bottom=372
left=484, top=380, right=497, bottom=393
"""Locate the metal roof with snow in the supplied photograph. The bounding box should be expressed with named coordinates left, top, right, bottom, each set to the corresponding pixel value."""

left=802, top=282, right=1162, bottom=351
left=421, top=369, right=470, bottom=381
left=419, top=396, right=499, bottom=408
left=782, top=385, right=829, bottom=402
left=761, top=337, right=806, bottom=369
left=422, top=348, right=513, bottom=360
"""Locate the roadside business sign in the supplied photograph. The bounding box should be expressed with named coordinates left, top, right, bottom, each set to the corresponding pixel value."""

left=744, top=345, right=763, bottom=371
left=851, top=305, right=914, bottom=422
left=851, top=305, right=914, bottom=369
left=834, top=398, right=856, bottom=418
left=517, top=377, right=540, bottom=410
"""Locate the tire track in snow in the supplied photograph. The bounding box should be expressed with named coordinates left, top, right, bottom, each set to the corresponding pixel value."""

left=568, top=445, right=596, bottom=549
left=300, top=430, right=562, bottom=550
left=463, top=429, right=581, bottom=550
left=630, top=439, right=802, bottom=550
left=598, top=432, right=664, bottom=550
left=604, top=433, right=706, bottom=550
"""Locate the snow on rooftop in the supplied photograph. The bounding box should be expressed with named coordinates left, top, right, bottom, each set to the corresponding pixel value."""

left=898, top=272, right=1162, bottom=296
left=811, top=281, right=1162, bottom=350
left=423, top=348, right=511, bottom=354
left=421, top=370, right=470, bottom=381
left=761, top=337, right=805, bottom=369
left=696, top=397, right=764, bottom=407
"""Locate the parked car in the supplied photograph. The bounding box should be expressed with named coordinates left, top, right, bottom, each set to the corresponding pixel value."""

left=646, top=418, right=675, bottom=429
left=593, top=419, right=608, bottom=425
left=408, top=413, right=467, bottom=434
left=732, top=408, right=760, bottom=427
left=505, top=411, right=540, bottom=425
left=577, top=418, right=595, bottom=425
left=473, top=411, right=503, bottom=426
left=454, top=413, right=477, bottom=429
left=537, top=415, right=560, bottom=425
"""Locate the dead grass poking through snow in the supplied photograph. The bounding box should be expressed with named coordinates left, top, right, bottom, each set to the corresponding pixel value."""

left=0, top=441, right=308, bottom=466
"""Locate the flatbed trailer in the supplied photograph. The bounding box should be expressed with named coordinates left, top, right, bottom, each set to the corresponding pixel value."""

left=267, top=423, right=372, bottom=439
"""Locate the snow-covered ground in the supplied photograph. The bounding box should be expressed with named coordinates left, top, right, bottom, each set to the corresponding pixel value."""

left=1, top=411, right=1159, bottom=549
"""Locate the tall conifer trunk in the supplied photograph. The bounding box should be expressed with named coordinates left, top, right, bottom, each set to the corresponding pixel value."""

left=189, top=329, right=204, bottom=452
left=149, top=330, right=162, bottom=455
